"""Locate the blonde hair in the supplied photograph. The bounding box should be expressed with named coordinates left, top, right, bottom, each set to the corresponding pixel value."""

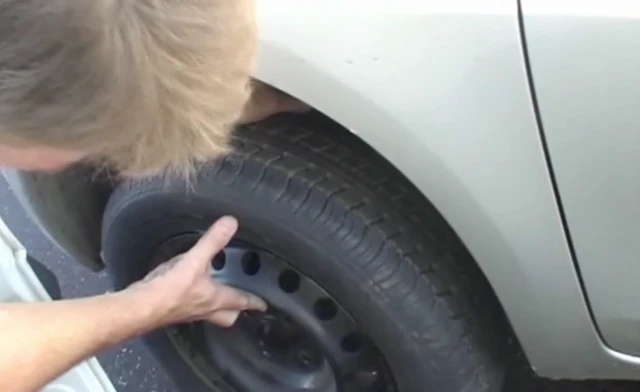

left=0, top=0, right=257, bottom=177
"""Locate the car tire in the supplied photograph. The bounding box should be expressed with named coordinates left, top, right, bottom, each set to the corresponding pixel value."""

left=101, top=114, right=507, bottom=392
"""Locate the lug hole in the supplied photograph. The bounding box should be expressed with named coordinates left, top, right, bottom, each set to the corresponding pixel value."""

left=278, top=270, right=301, bottom=293
left=212, top=252, right=226, bottom=270
left=313, top=298, right=338, bottom=321
left=242, top=251, right=261, bottom=276
left=340, top=333, right=363, bottom=353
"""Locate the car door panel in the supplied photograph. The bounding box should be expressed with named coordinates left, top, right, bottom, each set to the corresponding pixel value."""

left=522, top=0, right=640, bottom=355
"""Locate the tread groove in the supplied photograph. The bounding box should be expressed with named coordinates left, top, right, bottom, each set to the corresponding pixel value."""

left=252, top=153, right=281, bottom=191
left=309, top=187, right=347, bottom=225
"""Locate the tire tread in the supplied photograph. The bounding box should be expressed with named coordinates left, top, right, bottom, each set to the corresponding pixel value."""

left=238, top=116, right=506, bottom=391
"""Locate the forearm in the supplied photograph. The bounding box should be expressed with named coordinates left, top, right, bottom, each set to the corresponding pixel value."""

left=0, top=217, right=263, bottom=392
left=0, top=288, right=164, bottom=392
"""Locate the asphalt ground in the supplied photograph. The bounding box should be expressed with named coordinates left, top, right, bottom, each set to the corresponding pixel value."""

left=1, top=178, right=637, bottom=392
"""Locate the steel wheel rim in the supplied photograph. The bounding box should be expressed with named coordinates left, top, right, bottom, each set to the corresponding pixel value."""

left=152, top=233, right=396, bottom=392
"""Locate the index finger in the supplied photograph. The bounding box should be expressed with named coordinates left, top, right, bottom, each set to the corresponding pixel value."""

left=186, top=216, right=239, bottom=261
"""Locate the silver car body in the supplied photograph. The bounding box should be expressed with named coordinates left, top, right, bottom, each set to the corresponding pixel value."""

left=4, top=0, right=640, bottom=381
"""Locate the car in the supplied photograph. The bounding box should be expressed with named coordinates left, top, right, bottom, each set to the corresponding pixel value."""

left=4, top=1, right=640, bottom=391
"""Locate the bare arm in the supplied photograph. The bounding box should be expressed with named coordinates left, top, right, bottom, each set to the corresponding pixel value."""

left=0, top=216, right=265, bottom=392
left=0, top=290, right=166, bottom=392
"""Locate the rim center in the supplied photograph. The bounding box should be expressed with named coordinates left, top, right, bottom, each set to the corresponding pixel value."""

left=249, top=313, right=324, bottom=370
left=258, top=316, right=296, bottom=352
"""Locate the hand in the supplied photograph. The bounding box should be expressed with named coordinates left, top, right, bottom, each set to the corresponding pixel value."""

left=132, top=216, right=267, bottom=327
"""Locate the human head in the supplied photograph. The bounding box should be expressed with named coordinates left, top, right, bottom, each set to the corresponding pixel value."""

left=0, top=0, right=257, bottom=176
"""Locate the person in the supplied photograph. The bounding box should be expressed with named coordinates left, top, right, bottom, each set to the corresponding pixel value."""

left=0, top=1, right=308, bottom=391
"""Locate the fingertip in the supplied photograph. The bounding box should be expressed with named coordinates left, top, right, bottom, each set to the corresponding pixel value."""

left=214, top=216, right=238, bottom=235
left=189, top=216, right=239, bottom=258
left=249, top=296, right=268, bottom=312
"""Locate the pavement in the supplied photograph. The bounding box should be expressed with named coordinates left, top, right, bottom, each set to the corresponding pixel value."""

left=0, top=178, right=638, bottom=392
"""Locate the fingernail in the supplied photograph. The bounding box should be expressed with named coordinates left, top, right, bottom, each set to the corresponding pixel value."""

left=246, top=294, right=267, bottom=312
left=256, top=298, right=268, bottom=312
left=216, top=216, right=238, bottom=233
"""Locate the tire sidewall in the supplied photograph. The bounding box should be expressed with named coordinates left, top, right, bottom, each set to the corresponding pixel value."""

left=103, top=123, right=505, bottom=392
left=104, top=177, right=423, bottom=391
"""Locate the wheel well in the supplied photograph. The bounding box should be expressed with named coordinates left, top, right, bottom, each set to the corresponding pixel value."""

left=263, top=109, right=521, bottom=371
left=4, top=99, right=520, bottom=373
left=252, top=110, right=517, bottom=357
left=6, top=99, right=514, bottom=344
